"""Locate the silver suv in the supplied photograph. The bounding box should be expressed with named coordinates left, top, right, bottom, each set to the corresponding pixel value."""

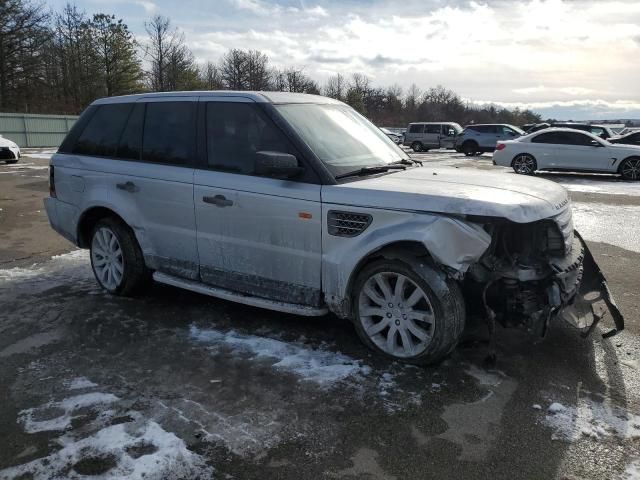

left=455, top=124, right=524, bottom=156
left=45, top=92, right=623, bottom=364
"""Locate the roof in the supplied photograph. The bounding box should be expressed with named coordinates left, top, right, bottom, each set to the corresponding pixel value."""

left=92, top=91, right=344, bottom=106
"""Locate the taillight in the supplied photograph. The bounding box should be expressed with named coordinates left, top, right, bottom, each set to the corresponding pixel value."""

left=49, top=165, right=56, bottom=198
left=496, top=143, right=506, bottom=151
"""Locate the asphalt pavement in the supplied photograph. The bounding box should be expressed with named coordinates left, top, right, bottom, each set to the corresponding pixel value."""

left=0, top=149, right=638, bottom=479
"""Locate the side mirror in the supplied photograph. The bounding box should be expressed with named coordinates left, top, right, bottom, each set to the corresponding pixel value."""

left=448, top=129, right=455, bottom=136
left=255, top=151, right=303, bottom=179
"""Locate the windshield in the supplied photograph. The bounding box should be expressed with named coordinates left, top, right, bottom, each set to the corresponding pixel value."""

left=275, top=103, right=409, bottom=176
left=509, top=125, right=525, bottom=135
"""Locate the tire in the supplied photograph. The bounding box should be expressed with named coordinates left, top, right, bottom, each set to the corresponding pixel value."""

left=5, top=159, right=18, bottom=164
left=89, top=217, right=151, bottom=296
left=411, top=142, right=423, bottom=152
left=473, top=152, right=483, bottom=157
left=619, top=157, right=640, bottom=180
left=352, top=259, right=465, bottom=365
left=512, top=154, right=537, bottom=175
left=462, top=142, right=477, bottom=157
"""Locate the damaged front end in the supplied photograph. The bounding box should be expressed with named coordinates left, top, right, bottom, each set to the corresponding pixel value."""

left=466, top=212, right=624, bottom=339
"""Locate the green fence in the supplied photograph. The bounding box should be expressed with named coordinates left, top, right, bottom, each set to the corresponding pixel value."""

left=0, top=113, right=78, bottom=148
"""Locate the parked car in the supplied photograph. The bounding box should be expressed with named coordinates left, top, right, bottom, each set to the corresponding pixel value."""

left=609, top=131, right=640, bottom=146
left=493, top=128, right=640, bottom=180
left=0, top=135, right=21, bottom=163
left=45, top=92, right=623, bottom=364
left=380, top=127, right=402, bottom=144
left=527, top=122, right=615, bottom=140
left=403, top=122, right=462, bottom=152
left=455, top=124, right=524, bottom=156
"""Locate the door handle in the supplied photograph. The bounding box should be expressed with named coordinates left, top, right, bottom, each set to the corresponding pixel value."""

left=116, top=181, right=138, bottom=193
left=203, top=195, right=234, bottom=207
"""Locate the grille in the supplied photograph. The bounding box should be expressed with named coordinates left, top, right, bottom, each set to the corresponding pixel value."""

left=328, top=211, right=372, bottom=237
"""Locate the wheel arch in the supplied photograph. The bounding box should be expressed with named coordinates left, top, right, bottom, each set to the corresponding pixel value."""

left=618, top=155, right=640, bottom=173
left=77, top=206, right=129, bottom=248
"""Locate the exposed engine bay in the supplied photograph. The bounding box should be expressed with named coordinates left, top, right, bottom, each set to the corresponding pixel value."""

left=465, top=216, right=623, bottom=339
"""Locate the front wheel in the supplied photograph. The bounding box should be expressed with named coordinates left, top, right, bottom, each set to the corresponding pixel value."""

left=5, top=159, right=18, bottom=164
left=411, top=142, right=423, bottom=152
left=462, top=142, right=477, bottom=157
left=512, top=154, right=537, bottom=175
left=352, top=259, right=465, bottom=365
left=90, top=217, right=150, bottom=295
left=620, top=157, right=640, bottom=180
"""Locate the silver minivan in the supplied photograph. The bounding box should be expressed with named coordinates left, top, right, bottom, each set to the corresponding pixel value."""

left=403, top=122, right=463, bottom=152
left=44, top=92, right=622, bottom=364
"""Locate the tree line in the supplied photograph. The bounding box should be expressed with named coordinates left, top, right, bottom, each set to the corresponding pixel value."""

left=1, top=0, right=542, bottom=126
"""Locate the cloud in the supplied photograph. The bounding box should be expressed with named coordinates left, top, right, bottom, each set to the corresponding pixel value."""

left=135, top=0, right=157, bottom=13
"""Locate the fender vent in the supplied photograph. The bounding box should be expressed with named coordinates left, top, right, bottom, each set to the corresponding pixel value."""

left=328, top=211, right=372, bottom=237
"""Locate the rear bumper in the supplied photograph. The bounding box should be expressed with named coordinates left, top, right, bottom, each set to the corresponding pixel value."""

left=555, top=231, right=624, bottom=337
left=44, top=197, right=80, bottom=245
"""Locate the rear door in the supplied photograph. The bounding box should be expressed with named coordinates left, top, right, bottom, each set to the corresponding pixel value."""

left=529, top=131, right=562, bottom=168
left=404, top=124, right=424, bottom=146
left=68, top=100, right=199, bottom=279
left=193, top=98, right=323, bottom=306
left=423, top=124, right=441, bottom=148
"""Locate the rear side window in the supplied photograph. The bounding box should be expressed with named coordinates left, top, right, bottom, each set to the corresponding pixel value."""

left=73, top=104, right=133, bottom=156
left=532, top=132, right=562, bottom=144
left=408, top=124, right=424, bottom=133
left=142, top=102, right=195, bottom=165
left=205, top=102, right=292, bottom=175
left=424, top=125, right=440, bottom=134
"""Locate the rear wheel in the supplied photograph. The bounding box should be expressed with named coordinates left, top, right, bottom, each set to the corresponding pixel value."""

left=90, top=217, right=150, bottom=295
left=462, top=142, right=478, bottom=157
left=411, top=142, right=423, bottom=152
left=352, top=259, right=465, bottom=365
left=512, top=154, right=537, bottom=175
left=620, top=157, right=640, bottom=180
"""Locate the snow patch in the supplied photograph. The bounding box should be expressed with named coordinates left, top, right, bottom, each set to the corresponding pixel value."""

left=572, top=202, right=640, bottom=253
left=621, top=459, right=640, bottom=480
left=558, top=178, right=640, bottom=197
left=66, top=377, right=99, bottom=390
left=189, top=325, right=371, bottom=386
left=0, top=415, right=213, bottom=480
left=544, top=398, right=640, bottom=441
left=19, top=392, right=119, bottom=433
left=465, top=365, right=504, bottom=387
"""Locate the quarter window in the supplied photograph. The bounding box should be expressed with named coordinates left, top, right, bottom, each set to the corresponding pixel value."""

left=532, top=132, right=563, bottom=144
left=205, top=102, right=292, bottom=175
left=73, top=104, right=133, bottom=156
left=142, top=102, right=195, bottom=165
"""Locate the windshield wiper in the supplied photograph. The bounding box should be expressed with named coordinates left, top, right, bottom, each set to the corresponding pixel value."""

left=392, top=158, right=422, bottom=166
left=335, top=164, right=406, bottom=180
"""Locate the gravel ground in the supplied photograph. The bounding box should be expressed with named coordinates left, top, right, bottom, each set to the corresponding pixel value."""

left=0, top=149, right=638, bottom=479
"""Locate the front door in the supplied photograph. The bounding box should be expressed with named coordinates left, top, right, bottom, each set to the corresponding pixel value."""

left=194, top=99, right=323, bottom=306
left=440, top=124, right=456, bottom=149
left=423, top=124, right=441, bottom=148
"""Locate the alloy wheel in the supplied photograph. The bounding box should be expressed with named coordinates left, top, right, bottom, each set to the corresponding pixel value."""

left=513, top=155, right=535, bottom=174
left=621, top=159, right=640, bottom=180
left=358, top=272, right=435, bottom=358
left=91, top=227, right=124, bottom=290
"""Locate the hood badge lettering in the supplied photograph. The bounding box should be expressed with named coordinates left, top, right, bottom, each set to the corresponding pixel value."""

left=554, top=198, right=569, bottom=210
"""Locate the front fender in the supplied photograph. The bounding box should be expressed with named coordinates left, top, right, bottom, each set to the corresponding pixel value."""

left=322, top=210, right=491, bottom=316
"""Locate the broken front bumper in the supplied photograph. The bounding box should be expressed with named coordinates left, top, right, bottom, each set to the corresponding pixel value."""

left=554, top=231, right=624, bottom=338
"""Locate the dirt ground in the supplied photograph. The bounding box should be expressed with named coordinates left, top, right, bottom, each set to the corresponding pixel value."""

left=0, top=150, right=638, bottom=479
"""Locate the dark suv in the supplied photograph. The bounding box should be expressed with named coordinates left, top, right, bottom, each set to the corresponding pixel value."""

left=454, top=124, right=524, bottom=156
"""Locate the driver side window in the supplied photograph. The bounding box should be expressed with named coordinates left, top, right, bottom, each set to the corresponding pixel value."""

left=205, top=102, right=293, bottom=175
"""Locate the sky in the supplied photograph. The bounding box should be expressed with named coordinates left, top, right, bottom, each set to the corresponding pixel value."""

left=47, top=0, right=640, bottom=120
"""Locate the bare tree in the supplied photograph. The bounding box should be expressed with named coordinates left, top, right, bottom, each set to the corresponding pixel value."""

left=220, top=49, right=247, bottom=89
left=144, top=15, right=198, bottom=91
left=272, top=67, right=319, bottom=93
left=200, top=61, right=224, bottom=90
left=323, top=73, right=346, bottom=100
left=245, top=50, right=271, bottom=90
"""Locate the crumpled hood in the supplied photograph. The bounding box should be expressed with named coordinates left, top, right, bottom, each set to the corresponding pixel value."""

left=323, top=166, right=571, bottom=223
left=0, top=136, right=18, bottom=148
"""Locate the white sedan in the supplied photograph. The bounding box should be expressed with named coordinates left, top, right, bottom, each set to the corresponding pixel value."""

left=493, top=128, right=640, bottom=180
left=0, top=135, right=21, bottom=164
